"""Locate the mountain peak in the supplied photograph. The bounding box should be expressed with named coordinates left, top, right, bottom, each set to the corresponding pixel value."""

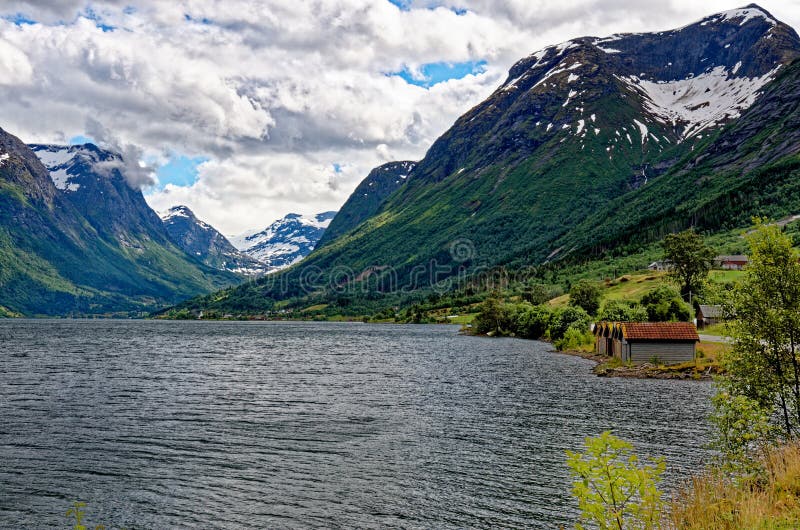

left=229, top=211, right=337, bottom=271
left=161, top=205, right=196, bottom=221
left=705, top=4, right=777, bottom=26
left=160, top=204, right=269, bottom=276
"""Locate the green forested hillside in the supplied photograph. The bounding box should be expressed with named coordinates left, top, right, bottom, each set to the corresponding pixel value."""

left=0, top=131, right=240, bottom=317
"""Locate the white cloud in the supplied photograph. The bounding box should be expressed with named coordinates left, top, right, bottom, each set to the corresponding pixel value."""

left=0, top=0, right=798, bottom=233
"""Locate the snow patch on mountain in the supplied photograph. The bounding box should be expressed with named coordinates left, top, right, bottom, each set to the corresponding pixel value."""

left=622, top=65, right=780, bottom=138
left=230, top=211, right=336, bottom=272
left=31, top=144, right=103, bottom=192
left=715, top=6, right=777, bottom=27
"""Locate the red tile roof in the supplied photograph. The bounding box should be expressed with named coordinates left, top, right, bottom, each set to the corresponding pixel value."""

left=620, top=322, right=699, bottom=341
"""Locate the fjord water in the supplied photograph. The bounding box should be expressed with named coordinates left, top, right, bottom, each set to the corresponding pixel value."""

left=0, top=320, right=712, bottom=528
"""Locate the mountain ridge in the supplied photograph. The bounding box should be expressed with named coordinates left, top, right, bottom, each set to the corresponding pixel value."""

left=160, top=205, right=270, bottom=276
left=0, top=135, right=240, bottom=316
left=167, top=4, right=800, bottom=316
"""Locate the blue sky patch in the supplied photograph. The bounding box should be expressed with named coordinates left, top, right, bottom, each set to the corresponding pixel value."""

left=156, top=155, right=209, bottom=189
left=82, top=8, right=115, bottom=31
left=390, top=60, right=487, bottom=88
left=387, top=0, right=412, bottom=10
left=3, top=13, right=36, bottom=25
left=184, top=14, right=214, bottom=25
left=69, top=135, right=95, bottom=145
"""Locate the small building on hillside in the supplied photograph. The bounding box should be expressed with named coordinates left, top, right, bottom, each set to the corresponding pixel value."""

left=594, top=321, right=699, bottom=364
left=647, top=260, right=671, bottom=271
left=696, top=304, right=723, bottom=329
left=715, top=255, right=749, bottom=270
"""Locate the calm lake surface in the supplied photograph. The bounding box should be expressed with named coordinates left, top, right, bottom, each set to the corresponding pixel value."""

left=0, top=320, right=713, bottom=528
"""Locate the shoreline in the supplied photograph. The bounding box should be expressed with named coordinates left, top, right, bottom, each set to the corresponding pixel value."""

left=556, top=348, right=717, bottom=380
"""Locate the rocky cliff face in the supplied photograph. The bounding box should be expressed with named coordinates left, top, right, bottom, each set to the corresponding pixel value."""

left=161, top=206, right=270, bottom=276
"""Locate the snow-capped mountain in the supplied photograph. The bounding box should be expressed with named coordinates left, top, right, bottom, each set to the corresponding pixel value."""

left=160, top=206, right=270, bottom=276
left=181, top=3, right=800, bottom=307
left=0, top=138, right=239, bottom=316
left=230, top=211, right=337, bottom=272
left=29, top=143, right=173, bottom=242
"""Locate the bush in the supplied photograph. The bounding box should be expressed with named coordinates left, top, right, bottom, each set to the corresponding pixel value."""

left=549, top=306, right=591, bottom=340
left=597, top=299, right=648, bottom=322
left=554, top=327, right=593, bottom=351
left=513, top=304, right=552, bottom=339
left=640, top=285, right=691, bottom=322
left=569, top=279, right=602, bottom=315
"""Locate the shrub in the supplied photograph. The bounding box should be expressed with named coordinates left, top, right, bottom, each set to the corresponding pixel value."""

left=566, top=431, right=665, bottom=530
left=554, top=327, right=593, bottom=351
left=549, top=306, right=591, bottom=340
left=569, top=280, right=602, bottom=315
left=513, top=304, right=552, bottom=339
left=640, top=285, right=691, bottom=322
left=597, top=299, right=648, bottom=322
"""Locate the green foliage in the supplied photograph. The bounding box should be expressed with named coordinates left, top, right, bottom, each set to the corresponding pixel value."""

left=513, top=304, right=552, bottom=339
left=566, top=431, right=665, bottom=530
left=522, top=283, right=560, bottom=305
left=66, top=501, right=104, bottom=530
left=662, top=229, right=715, bottom=300
left=569, top=280, right=602, bottom=315
left=472, top=295, right=514, bottom=335
left=554, top=327, right=594, bottom=351
left=717, top=222, right=800, bottom=443
left=709, top=392, right=775, bottom=476
left=549, top=306, right=592, bottom=340
left=597, top=300, right=648, bottom=322
left=640, top=285, right=691, bottom=322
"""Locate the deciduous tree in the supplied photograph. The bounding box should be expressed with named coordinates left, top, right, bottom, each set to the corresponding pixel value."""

left=662, top=229, right=715, bottom=301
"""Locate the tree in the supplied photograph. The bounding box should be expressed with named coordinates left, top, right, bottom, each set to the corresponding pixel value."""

left=662, top=229, right=715, bottom=301
left=473, top=294, right=512, bottom=335
left=566, top=431, right=665, bottom=530
left=640, top=285, right=691, bottom=322
left=569, top=280, right=602, bottom=315
left=522, top=283, right=552, bottom=305
left=716, top=222, right=800, bottom=442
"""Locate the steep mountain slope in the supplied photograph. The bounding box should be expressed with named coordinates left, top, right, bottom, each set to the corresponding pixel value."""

left=317, top=161, right=416, bottom=248
left=305, top=5, right=799, bottom=274
left=229, top=211, right=336, bottom=272
left=0, top=136, right=240, bottom=316
left=160, top=206, right=269, bottom=276
left=172, top=4, right=800, bottom=314
left=556, top=55, right=800, bottom=259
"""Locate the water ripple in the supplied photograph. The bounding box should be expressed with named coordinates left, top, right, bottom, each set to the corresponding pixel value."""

left=0, top=320, right=713, bottom=528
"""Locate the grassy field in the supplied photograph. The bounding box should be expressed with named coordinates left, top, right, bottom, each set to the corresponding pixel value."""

left=549, top=271, right=669, bottom=307
left=549, top=268, right=744, bottom=310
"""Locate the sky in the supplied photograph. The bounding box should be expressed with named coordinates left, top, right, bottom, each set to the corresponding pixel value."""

left=0, top=1, right=799, bottom=235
